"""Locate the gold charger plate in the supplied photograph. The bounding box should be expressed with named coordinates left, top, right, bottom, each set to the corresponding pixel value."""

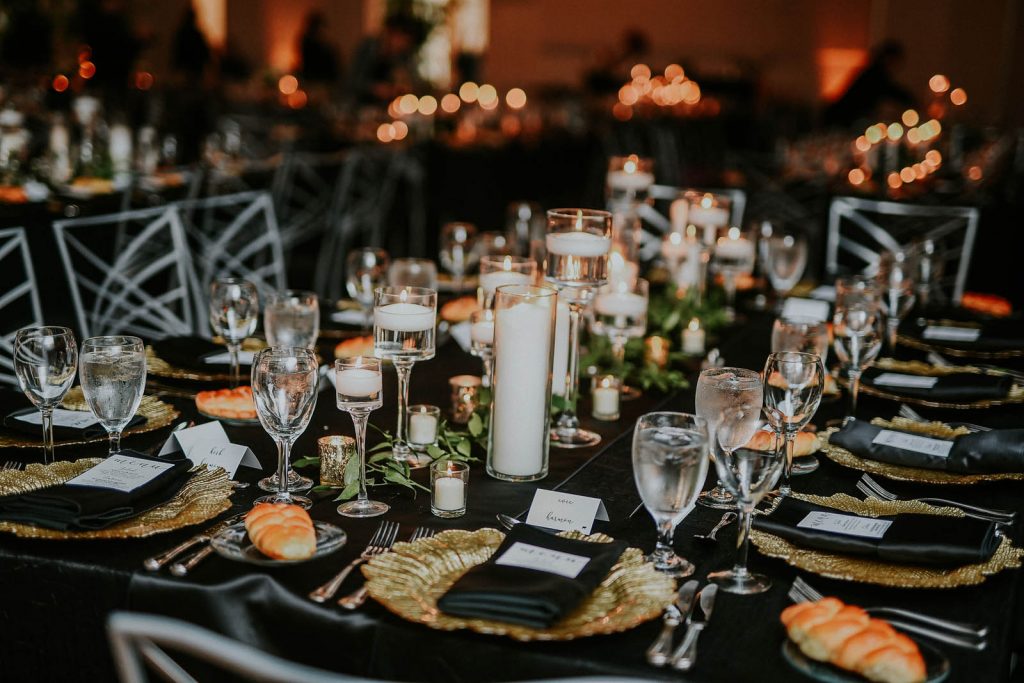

left=751, top=492, right=1024, bottom=588
left=898, top=320, right=1024, bottom=359
left=0, top=458, right=233, bottom=539
left=822, top=418, right=1024, bottom=485
left=362, top=528, right=675, bottom=641
left=146, top=337, right=267, bottom=382
left=0, top=389, right=180, bottom=449
left=852, top=358, right=1024, bottom=410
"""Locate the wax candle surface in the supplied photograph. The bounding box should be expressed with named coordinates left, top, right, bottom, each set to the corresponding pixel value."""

left=470, top=320, right=494, bottom=344
left=592, top=386, right=620, bottom=417
left=688, top=205, right=729, bottom=226
left=409, top=412, right=438, bottom=444
left=545, top=231, right=611, bottom=257
left=594, top=291, right=647, bottom=317
left=714, top=236, right=755, bottom=260
left=335, top=368, right=381, bottom=396
left=479, top=270, right=531, bottom=297
left=607, top=169, right=655, bottom=191
left=661, top=233, right=689, bottom=260
left=434, top=476, right=465, bottom=510
left=374, top=302, right=435, bottom=331
left=683, top=321, right=706, bottom=354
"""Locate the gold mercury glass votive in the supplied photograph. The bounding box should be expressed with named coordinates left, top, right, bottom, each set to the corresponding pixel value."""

left=318, top=435, right=356, bottom=486
left=449, top=375, right=482, bottom=424
left=644, top=336, right=671, bottom=369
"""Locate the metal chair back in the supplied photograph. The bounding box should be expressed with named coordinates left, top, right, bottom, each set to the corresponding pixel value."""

left=0, top=227, right=43, bottom=385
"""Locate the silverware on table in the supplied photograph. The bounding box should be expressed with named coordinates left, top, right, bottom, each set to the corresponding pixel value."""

left=170, top=545, right=215, bottom=576
left=2, top=461, right=23, bottom=471
left=670, top=584, right=718, bottom=670
left=496, top=513, right=521, bottom=531
left=899, top=403, right=991, bottom=433
left=856, top=473, right=1015, bottom=523
left=308, top=520, right=399, bottom=603
left=143, top=512, right=245, bottom=571
left=645, top=580, right=698, bottom=666
left=338, top=526, right=436, bottom=610
left=693, top=512, right=737, bottom=542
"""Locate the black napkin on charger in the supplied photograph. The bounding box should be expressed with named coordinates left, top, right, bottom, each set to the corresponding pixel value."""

left=3, top=407, right=146, bottom=441
left=0, top=451, right=192, bottom=531
left=437, top=524, right=627, bottom=629
left=902, top=316, right=1024, bottom=352
left=830, top=419, right=1024, bottom=474
left=752, top=497, right=998, bottom=566
left=150, top=336, right=233, bottom=371
left=861, top=367, right=1012, bottom=402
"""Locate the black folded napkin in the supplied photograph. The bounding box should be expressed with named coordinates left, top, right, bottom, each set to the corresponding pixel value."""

left=151, top=336, right=231, bottom=371
left=861, top=367, right=1012, bottom=402
left=0, top=451, right=192, bottom=530
left=830, top=420, right=1024, bottom=475
left=903, top=316, right=1024, bottom=352
left=3, top=407, right=146, bottom=441
left=752, top=497, right=998, bottom=566
left=437, top=525, right=627, bottom=629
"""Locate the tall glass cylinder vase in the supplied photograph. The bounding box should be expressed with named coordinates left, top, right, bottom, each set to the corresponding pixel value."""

left=487, top=284, right=557, bottom=481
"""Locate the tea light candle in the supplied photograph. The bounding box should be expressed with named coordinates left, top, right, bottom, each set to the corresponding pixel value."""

left=661, top=231, right=689, bottom=261
left=607, top=169, right=655, bottom=191
left=408, top=405, right=440, bottom=445
left=479, top=261, right=532, bottom=300
left=545, top=231, right=612, bottom=257
left=594, top=290, right=647, bottom=317
left=644, top=336, right=671, bottom=368
left=591, top=375, right=621, bottom=421
left=434, top=476, right=465, bottom=510
left=470, top=319, right=494, bottom=345
left=335, top=368, right=382, bottom=397
left=683, top=318, right=705, bottom=355
left=109, top=124, right=133, bottom=173
left=374, top=302, right=435, bottom=331
left=431, top=460, right=469, bottom=517
left=714, top=230, right=756, bottom=261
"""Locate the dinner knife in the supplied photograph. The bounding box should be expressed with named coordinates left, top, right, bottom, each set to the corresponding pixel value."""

left=645, top=580, right=699, bottom=666
left=142, top=512, right=243, bottom=571
left=670, top=584, right=718, bottom=670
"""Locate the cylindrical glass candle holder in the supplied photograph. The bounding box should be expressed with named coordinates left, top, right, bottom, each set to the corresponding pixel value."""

left=591, top=375, right=621, bottom=421
left=407, top=404, right=440, bottom=451
left=431, top=460, right=469, bottom=518
left=487, top=284, right=557, bottom=481
left=318, top=435, right=356, bottom=486
left=448, top=374, right=482, bottom=424
left=478, top=255, right=536, bottom=309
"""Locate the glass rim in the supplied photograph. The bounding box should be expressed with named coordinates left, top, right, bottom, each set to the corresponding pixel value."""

left=480, top=254, right=534, bottom=266
left=270, top=289, right=318, bottom=301
left=211, top=277, right=257, bottom=287
left=775, top=316, right=828, bottom=328
left=390, top=257, right=435, bottom=265
left=431, top=459, right=469, bottom=473
left=408, top=404, right=440, bottom=414
left=698, top=366, right=761, bottom=384
left=15, top=325, right=75, bottom=339
left=334, top=355, right=380, bottom=370
left=493, top=283, right=558, bottom=300
left=374, top=285, right=437, bottom=300
left=636, top=411, right=707, bottom=428
left=765, top=350, right=823, bottom=365
left=83, top=335, right=143, bottom=347
left=255, top=346, right=318, bottom=360
left=546, top=208, right=613, bottom=221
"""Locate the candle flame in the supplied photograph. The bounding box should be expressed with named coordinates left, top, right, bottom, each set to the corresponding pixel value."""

left=688, top=317, right=700, bottom=331
left=669, top=232, right=683, bottom=246
left=400, top=288, right=409, bottom=302
left=503, top=255, right=512, bottom=271
left=700, top=194, right=713, bottom=209
left=574, top=210, right=584, bottom=230
left=685, top=224, right=697, bottom=239
left=727, top=226, right=741, bottom=240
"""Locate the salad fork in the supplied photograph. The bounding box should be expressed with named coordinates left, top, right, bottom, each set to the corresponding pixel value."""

left=309, top=520, right=399, bottom=603
left=337, top=526, right=436, bottom=609
left=856, top=473, right=1015, bottom=523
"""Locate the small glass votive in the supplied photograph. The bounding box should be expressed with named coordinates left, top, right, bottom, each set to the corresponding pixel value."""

left=318, top=435, right=356, bottom=486
left=448, top=374, right=482, bottom=424
left=407, top=404, right=440, bottom=450
left=591, top=374, right=621, bottom=421
left=644, top=336, right=671, bottom=369
left=431, top=460, right=469, bottom=518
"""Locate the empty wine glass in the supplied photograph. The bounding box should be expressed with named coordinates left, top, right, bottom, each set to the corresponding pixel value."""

left=13, top=326, right=78, bottom=463
left=763, top=351, right=825, bottom=496
left=264, top=290, right=319, bottom=349
left=695, top=368, right=763, bottom=509
left=632, top=412, right=708, bottom=577
left=439, top=222, right=478, bottom=293
left=763, top=231, right=808, bottom=302
left=209, top=278, right=259, bottom=388
left=252, top=347, right=319, bottom=509
left=707, top=414, right=785, bottom=594
left=469, top=309, right=494, bottom=387
left=876, top=250, right=917, bottom=353
left=80, top=336, right=146, bottom=455
left=346, top=248, right=389, bottom=331
left=335, top=356, right=387, bottom=517
left=590, top=278, right=648, bottom=399
left=833, top=302, right=884, bottom=421
left=388, top=258, right=438, bottom=290
left=711, top=227, right=756, bottom=321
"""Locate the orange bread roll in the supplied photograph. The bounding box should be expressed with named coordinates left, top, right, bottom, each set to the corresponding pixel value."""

left=833, top=622, right=898, bottom=670
left=745, top=429, right=820, bottom=456
left=245, top=503, right=317, bottom=561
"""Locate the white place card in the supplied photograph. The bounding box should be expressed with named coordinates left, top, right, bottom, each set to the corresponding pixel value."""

left=525, top=489, right=609, bottom=534
left=158, top=421, right=260, bottom=478
left=797, top=511, right=892, bottom=539
left=923, top=326, right=981, bottom=342
left=808, top=285, right=836, bottom=302
left=449, top=321, right=472, bottom=353
left=203, top=350, right=256, bottom=365
left=781, top=297, right=831, bottom=323
left=14, top=409, right=100, bottom=430
left=872, top=373, right=939, bottom=389
left=872, top=429, right=954, bottom=458
left=66, top=454, right=174, bottom=493
left=494, top=542, right=590, bottom=579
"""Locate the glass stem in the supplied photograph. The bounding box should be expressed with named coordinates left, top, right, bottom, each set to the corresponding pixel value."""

left=350, top=409, right=370, bottom=503
left=40, top=407, right=54, bottom=465
left=109, top=429, right=122, bottom=456
left=848, top=368, right=862, bottom=420
left=724, top=274, right=737, bottom=319
left=733, top=504, right=754, bottom=576
left=559, top=301, right=584, bottom=428
left=887, top=318, right=900, bottom=353
left=656, top=518, right=676, bottom=557
left=781, top=429, right=795, bottom=495
left=227, top=342, right=241, bottom=388
left=481, top=355, right=493, bottom=388
left=276, top=438, right=292, bottom=498
left=393, top=360, right=413, bottom=452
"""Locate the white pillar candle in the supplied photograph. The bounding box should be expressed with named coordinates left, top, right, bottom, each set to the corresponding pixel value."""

left=688, top=205, right=729, bottom=228
left=470, top=320, right=494, bottom=345
left=594, top=291, right=647, bottom=317
left=335, top=368, right=382, bottom=396
left=545, top=231, right=611, bottom=257
left=49, top=122, right=69, bottom=156
left=682, top=318, right=706, bottom=354
left=479, top=270, right=531, bottom=299
left=592, top=386, right=619, bottom=416
left=607, top=169, right=654, bottom=191
left=433, top=476, right=465, bottom=510
left=409, top=412, right=438, bottom=444
left=550, top=300, right=570, bottom=396
left=109, top=124, right=133, bottom=173
left=374, top=302, right=435, bottom=331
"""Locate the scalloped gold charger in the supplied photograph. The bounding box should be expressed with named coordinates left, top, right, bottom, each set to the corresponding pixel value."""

left=0, top=458, right=233, bottom=539
left=852, top=358, right=1024, bottom=409
left=362, top=528, right=676, bottom=641
left=751, top=492, right=1024, bottom=588
left=898, top=327, right=1024, bottom=360
left=822, top=420, right=1024, bottom=485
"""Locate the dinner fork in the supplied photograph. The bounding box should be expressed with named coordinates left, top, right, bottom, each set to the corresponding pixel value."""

left=308, top=520, right=399, bottom=603
left=337, top=526, right=437, bottom=610
left=2, top=461, right=23, bottom=471
left=856, top=473, right=1016, bottom=523
left=898, top=403, right=991, bottom=433
left=789, top=577, right=987, bottom=648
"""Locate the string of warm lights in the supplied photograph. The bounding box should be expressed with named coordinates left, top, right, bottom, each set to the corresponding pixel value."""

left=613, top=63, right=703, bottom=121
left=375, top=83, right=528, bottom=143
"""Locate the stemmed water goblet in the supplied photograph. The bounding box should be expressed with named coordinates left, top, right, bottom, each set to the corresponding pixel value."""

left=762, top=351, right=825, bottom=496
left=439, top=222, right=478, bottom=293
left=469, top=309, right=494, bottom=387
left=264, top=290, right=319, bottom=349
left=388, top=258, right=438, bottom=290
left=632, top=412, right=709, bottom=577
left=79, top=336, right=146, bottom=455
left=711, top=227, right=756, bottom=322
left=545, top=208, right=612, bottom=449
left=13, top=326, right=78, bottom=463
left=373, top=286, right=437, bottom=467
left=762, top=230, right=808, bottom=304
left=770, top=317, right=829, bottom=475
left=252, top=347, right=319, bottom=509
left=346, top=248, right=389, bottom=331
left=590, top=278, right=648, bottom=400
left=695, top=368, right=763, bottom=509
left=876, top=249, right=917, bottom=354
left=334, top=356, right=388, bottom=517
left=833, top=301, right=884, bottom=421
left=209, top=278, right=259, bottom=388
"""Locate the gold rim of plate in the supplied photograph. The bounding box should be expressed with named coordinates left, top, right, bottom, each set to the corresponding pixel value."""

left=821, top=420, right=1024, bottom=484
left=751, top=492, right=1024, bottom=588
left=852, top=358, right=1024, bottom=409
left=362, top=528, right=676, bottom=641
left=0, top=389, right=180, bottom=449
left=147, top=345, right=235, bottom=382
left=0, top=458, right=233, bottom=539
left=898, top=332, right=1024, bottom=359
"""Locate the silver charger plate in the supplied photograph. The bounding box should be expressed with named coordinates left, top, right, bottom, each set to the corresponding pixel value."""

left=210, top=521, right=347, bottom=566
left=781, top=638, right=950, bottom=683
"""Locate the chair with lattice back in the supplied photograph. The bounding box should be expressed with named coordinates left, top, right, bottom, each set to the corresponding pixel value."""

left=271, top=151, right=343, bottom=254
left=0, top=227, right=44, bottom=385
left=634, top=185, right=747, bottom=260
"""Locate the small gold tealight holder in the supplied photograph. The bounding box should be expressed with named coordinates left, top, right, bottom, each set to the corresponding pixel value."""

left=644, top=335, right=671, bottom=369
left=448, top=375, right=482, bottom=424
left=318, top=435, right=356, bottom=486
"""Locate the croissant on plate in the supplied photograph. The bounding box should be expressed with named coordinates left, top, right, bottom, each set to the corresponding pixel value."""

left=781, top=598, right=926, bottom=683
left=245, top=503, right=317, bottom=561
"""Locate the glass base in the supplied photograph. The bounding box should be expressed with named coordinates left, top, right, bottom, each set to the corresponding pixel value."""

left=390, top=448, right=432, bottom=469
left=259, top=469, right=313, bottom=493
left=647, top=552, right=695, bottom=578
left=550, top=427, right=601, bottom=449
left=431, top=505, right=466, bottom=518
left=620, top=384, right=642, bottom=401
left=698, top=486, right=736, bottom=509
left=791, top=455, right=819, bottom=475
left=255, top=493, right=312, bottom=509
left=337, top=499, right=389, bottom=518
left=707, top=568, right=772, bottom=594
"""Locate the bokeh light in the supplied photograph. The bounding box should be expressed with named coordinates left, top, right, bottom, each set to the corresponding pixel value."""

left=505, top=87, right=527, bottom=109
left=398, top=94, right=419, bottom=115
left=52, top=74, right=69, bottom=92
left=929, top=74, right=950, bottom=93
left=278, top=75, right=298, bottom=95
left=478, top=84, right=498, bottom=106
left=459, top=82, right=479, bottom=103
left=441, top=93, right=461, bottom=113
left=950, top=88, right=967, bottom=106
left=901, top=109, right=919, bottom=127
left=417, top=95, right=438, bottom=115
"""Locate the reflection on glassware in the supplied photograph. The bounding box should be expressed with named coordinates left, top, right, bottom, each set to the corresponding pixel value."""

left=506, top=201, right=545, bottom=257
left=13, top=326, right=78, bottom=463
left=876, top=250, right=918, bottom=353
left=469, top=309, right=495, bottom=387
left=80, top=336, right=146, bottom=455
left=317, top=435, right=355, bottom=487
left=209, top=278, right=259, bottom=388
left=346, top=248, right=389, bottom=331
left=335, top=355, right=387, bottom=517
left=763, top=351, right=825, bottom=496
left=478, top=255, right=535, bottom=309
left=590, top=278, right=648, bottom=399
left=763, top=232, right=808, bottom=301
left=835, top=274, right=881, bottom=310
left=439, top=222, right=478, bottom=293
left=771, top=317, right=829, bottom=365
left=833, top=301, right=884, bottom=421
left=388, top=258, right=438, bottom=290
left=252, top=347, right=319, bottom=509
left=711, top=227, right=756, bottom=321
left=632, top=411, right=708, bottom=577
left=264, top=290, right=319, bottom=349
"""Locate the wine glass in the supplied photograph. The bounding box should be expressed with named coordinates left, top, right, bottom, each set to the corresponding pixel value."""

left=545, top=208, right=612, bottom=449
left=833, top=302, right=884, bottom=421
left=252, top=347, right=319, bottom=508
left=707, top=414, right=785, bottom=594
left=695, top=368, right=763, bottom=509
left=373, top=286, right=437, bottom=467
left=478, top=255, right=535, bottom=309
left=835, top=274, right=881, bottom=309
left=771, top=317, right=829, bottom=364
left=209, top=278, right=259, bottom=388
left=264, top=290, right=319, bottom=349
left=632, top=411, right=708, bottom=577
left=876, top=249, right=917, bottom=354
left=79, top=336, right=146, bottom=455
left=711, top=227, right=756, bottom=321
left=346, top=248, right=389, bottom=331
left=590, top=278, right=648, bottom=399
left=335, top=356, right=387, bottom=517
left=13, top=326, right=78, bottom=463
left=469, top=309, right=494, bottom=387
left=388, top=258, right=438, bottom=290
left=439, top=222, right=478, bottom=293
left=763, top=231, right=808, bottom=302
left=762, top=351, right=825, bottom=496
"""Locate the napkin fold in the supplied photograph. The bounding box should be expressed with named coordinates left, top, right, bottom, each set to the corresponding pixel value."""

left=0, top=451, right=192, bottom=530
left=830, top=420, right=1024, bottom=474
left=3, top=408, right=146, bottom=441
left=903, top=316, right=1024, bottom=352
left=151, top=336, right=229, bottom=371
left=437, top=525, right=627, bottom=629
left=752, top=497, right=998, bottom=566
left=861, top=367, right=1013, bottom=401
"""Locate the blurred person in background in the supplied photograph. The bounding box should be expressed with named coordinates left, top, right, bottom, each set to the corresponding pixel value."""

left=349, top=14, right=425, bottom=105
left=298, top=11, right=340, bottom=85
left=172, top=5, right=212, bottom=82
left=823, top=41, right=915, bottom=127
